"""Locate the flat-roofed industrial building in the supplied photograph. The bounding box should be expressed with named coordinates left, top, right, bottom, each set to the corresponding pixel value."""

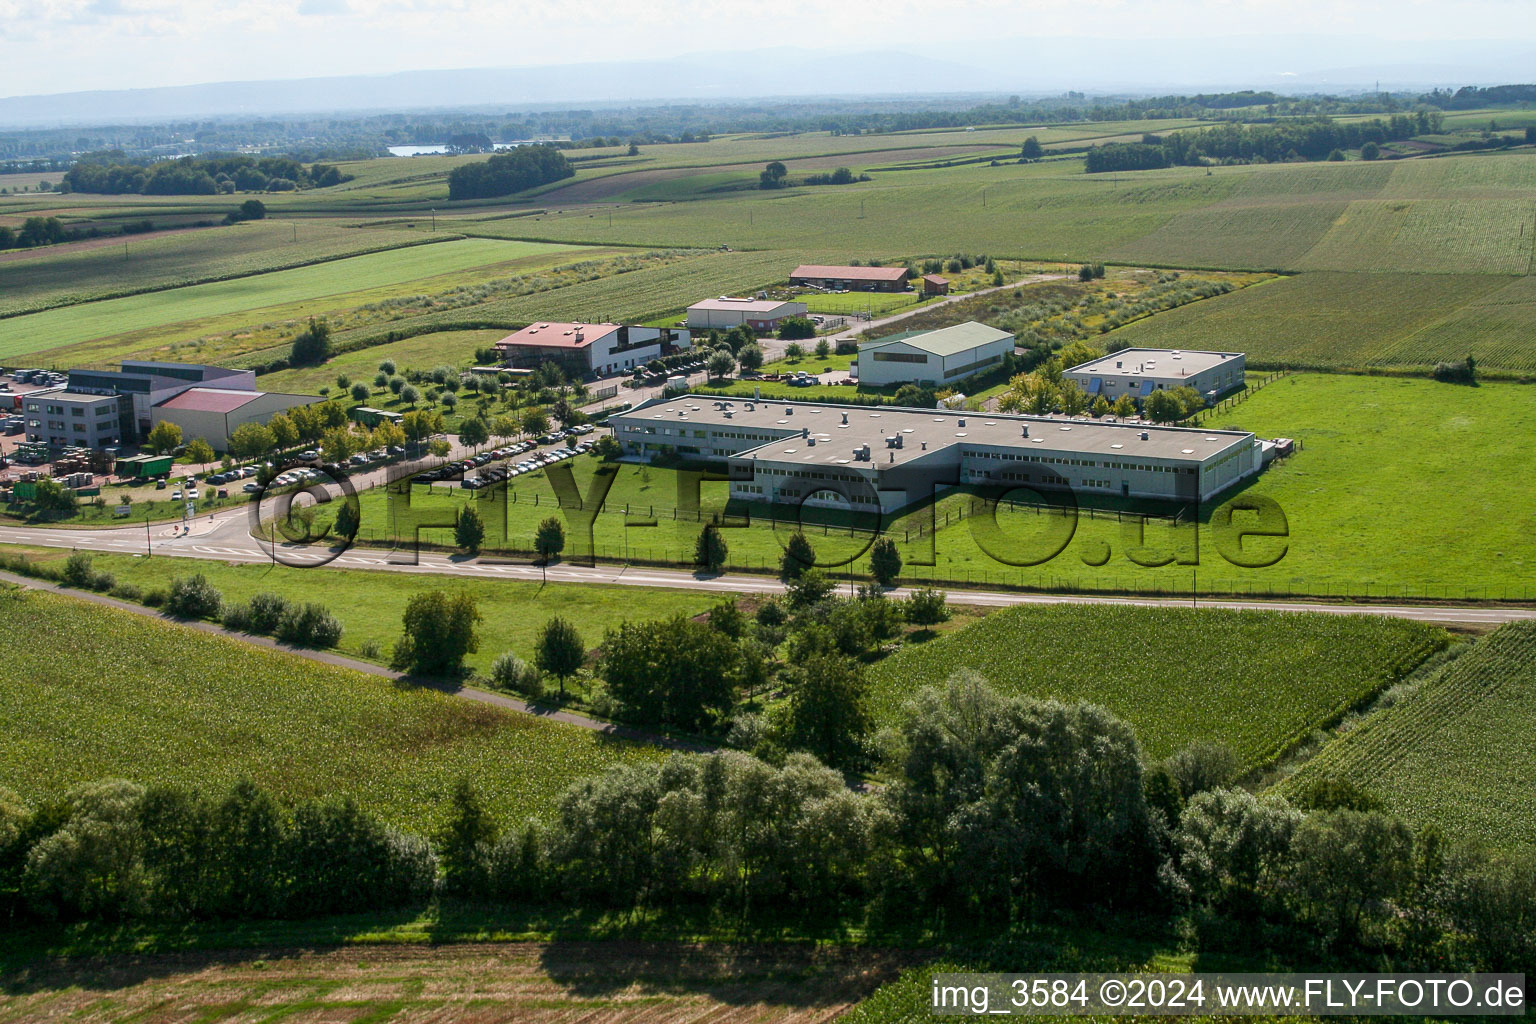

left=607, top=395, right=1262, bottom=512
left=1064, top=348, right=1246, bottom=404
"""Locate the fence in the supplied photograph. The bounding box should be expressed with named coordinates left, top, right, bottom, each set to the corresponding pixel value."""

left=1180, top=369, right=1291, bottom=427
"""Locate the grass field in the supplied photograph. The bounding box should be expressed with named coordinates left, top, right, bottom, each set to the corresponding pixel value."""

left=0, top=940, right=909, bottom=1024
left=0, top=220, right=442, bottom=318
left=259, top=327, right=508, bottom=392
left=1278, top=622, right=1536, bottom=851
left=864, top=604, right=1445, bottom=767
left=7, top=545, right=719, bottom=674
left=0, top=237, right=585, bottom=360
left=0, top=587, right=665, bottom=828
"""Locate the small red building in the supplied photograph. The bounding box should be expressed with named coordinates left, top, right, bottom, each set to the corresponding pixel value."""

left=922, top=274, right=950, bottom=295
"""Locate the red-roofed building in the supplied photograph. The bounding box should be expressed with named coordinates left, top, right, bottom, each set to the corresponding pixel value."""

left=790, top=264, right=910, bottom=292
left=922, top=274, right=950, bottom=295
left=493, top=322, right=692, bottom=377
left=151, top=387, right=316, bottom=451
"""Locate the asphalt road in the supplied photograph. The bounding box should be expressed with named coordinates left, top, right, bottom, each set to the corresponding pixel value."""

left=2, top=506, right=1532, bottom=627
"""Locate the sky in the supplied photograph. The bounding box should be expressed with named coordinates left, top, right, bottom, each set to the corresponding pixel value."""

left=3, top=0, right=1535, bottom=99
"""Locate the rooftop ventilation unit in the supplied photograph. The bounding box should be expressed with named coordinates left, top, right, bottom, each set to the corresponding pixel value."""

left=1021, top=425, right=1029, bottom=438
left=958, top=418, right=966, bottom=427
left=785, top=407, right=793, bottom=416
left=889, top=451, right=895, bottom=463
left=724, top=411, right=733, bottom=419
left=807, top=436, right=816, bottom=446
left=841, top=412, right=849, bottom=425
left=801, top=427, right=809, bottom=438
left=1140, top=431, right=1149, bottom=440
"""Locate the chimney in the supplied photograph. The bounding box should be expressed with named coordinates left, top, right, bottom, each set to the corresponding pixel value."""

left=921, top=441, right=927, bottom=450
left=889, top=451, right=895, bottom=463
left=1022, top=425, right=1029, bottom=438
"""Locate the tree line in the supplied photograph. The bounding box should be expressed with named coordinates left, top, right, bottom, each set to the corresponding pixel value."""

left=1085, top=114, right=1442, bottom=172
left=2, top=676, right=1530, bottom=975
left=446, top=145, right=574, bottom=200
left=62, top=153, right=351, bottom=196
left=0, top=215, right=159, bottom=252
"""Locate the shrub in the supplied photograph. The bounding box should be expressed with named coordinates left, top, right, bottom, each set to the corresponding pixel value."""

left=108, top=583, right=141, bottom=602
left=490, top=652, right=545, bottom=698
left=247, top=592, right=291, bottom=634
left=165, top=574, right=222, bottom=620
left=903, top=587, right=950, bottom=626
left=222, top=602, right=255, bottom=633
left=61, top=553, right=95, bottom=588
left=141, top=587, right=168, bottom=608
left=277, top=603, right=343, bottom=648
left=89, top=571, right=116, bottom=593
left=1165, top=740, right=1240, bottom=798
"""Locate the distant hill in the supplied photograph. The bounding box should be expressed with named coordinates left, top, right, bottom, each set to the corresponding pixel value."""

left=2, top=36, right=1534, bottom=127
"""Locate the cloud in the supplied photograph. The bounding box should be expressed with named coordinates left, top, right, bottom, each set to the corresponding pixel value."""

left=297, top=0, right=349, bottom=15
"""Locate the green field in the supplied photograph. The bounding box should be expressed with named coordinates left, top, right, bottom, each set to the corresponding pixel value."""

left=0, top=586, right=664, bottom=828
left=259, top=328, right=509, bottom=392
left=864, top=603, right=1445, bottom=767
left=0, top=220, right=441, bottom=318
left=1279, top=622, right=1536, bottom=850
left=7, top=546, right=718, bottom=674
left=0, top=237, right=585, bottom=360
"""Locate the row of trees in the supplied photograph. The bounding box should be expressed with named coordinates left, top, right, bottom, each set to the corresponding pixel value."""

left=0, top=215, right=156, bottom=251
left=1086, top=115, right=1439, bottom=172
left=13, top=674, right=1526, bottom=975
left=446, top=145, right=574, bottom=200
left=1, top=779, right=432, bottom=922
left=62, top=154, right=350, bottom=196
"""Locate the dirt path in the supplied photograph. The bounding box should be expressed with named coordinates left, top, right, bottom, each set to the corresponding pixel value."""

left=0, top=940, right=919, bottom=1024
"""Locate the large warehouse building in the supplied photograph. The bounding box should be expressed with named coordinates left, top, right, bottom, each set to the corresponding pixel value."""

left=493, top=322, right=691, bottom=377
left=685, top=297, right=807, bottom=331
left=151, top=387, right=316, bottom=450
left=608, top=395, right=1263, bottom=511
left=1065, top=348, right=1246, bottom=404
left=789, top=264, right=910, bottom=292
left=27, top=360, right=315, bottom=451
left=855, top=322, right=1014, bottom=387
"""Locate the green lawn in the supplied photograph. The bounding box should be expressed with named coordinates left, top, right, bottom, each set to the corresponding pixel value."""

left=0, top=587, right=665, bottom=830
left=1278, top=621, right=1536, bottom=850
left=0, top=238, right=585, bottom=360
left=866, top=603, right=1447, bottom=768
left=8, top=545, right=720, bottom=674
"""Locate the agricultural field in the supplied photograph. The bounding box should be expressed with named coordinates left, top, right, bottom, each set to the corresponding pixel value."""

left=5, top=546, right=719, bottom=674
left=0, top=237, right=587, bottom=361
left=0, top=219, right=443, bottom=318
left=1279, top=622, right=1536, bottom=851
left=1103, top=271, right=1518, bottom=371
left=0, top=587, right=666, bottom=828
left=1373, top=272, right=1536, bottom=372
left=863, top=603, right=1446, bottom=767
left=0, top=941, right=909, bottom=1024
